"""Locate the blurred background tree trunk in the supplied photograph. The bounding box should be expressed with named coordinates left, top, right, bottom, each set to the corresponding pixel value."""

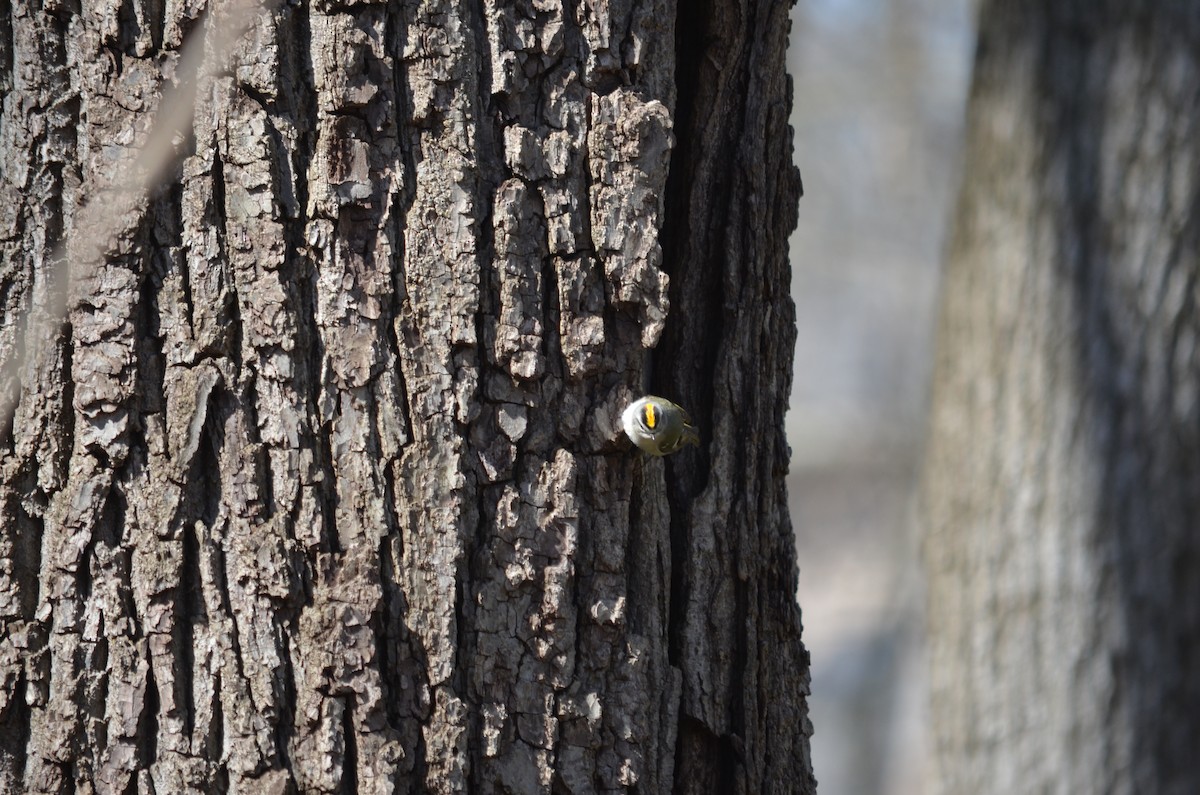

left=0, top=0, right=810, bottom=793
left=923, top=2, right=1200, bottom=792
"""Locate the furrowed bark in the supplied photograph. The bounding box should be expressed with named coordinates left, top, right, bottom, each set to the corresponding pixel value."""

left=0, top=0, right=810, bottom=792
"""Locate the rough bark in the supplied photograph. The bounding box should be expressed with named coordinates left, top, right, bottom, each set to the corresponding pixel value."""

left=0, top=0, right=810, bottom=793
left=923, top=2, right=1200, bottom=793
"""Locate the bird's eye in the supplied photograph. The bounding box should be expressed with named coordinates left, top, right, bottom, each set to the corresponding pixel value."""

left=643, top=403, right=657, bottom=430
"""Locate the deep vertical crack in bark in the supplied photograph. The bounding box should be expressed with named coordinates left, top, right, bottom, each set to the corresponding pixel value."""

left=658, top=1, right=811, bottom=793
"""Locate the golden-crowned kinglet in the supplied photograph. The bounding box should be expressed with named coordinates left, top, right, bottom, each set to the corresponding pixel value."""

left=622, top=395, right=700, bottom=456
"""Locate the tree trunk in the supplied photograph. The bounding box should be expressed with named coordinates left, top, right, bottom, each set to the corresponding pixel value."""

left=923, top=3, right=1200, bottom=793
left=0, top=1, right=811, bottom=793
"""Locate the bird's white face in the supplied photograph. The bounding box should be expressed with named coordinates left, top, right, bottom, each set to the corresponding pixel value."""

left=622, top=398, right=665, bottom=455
left=621, top=395, right=698, bottom=456
left=621, top=400, right=644, bottom=440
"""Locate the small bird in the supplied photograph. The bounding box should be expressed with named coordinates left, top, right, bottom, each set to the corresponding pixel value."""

left=622, top=395, right=700, bottom=456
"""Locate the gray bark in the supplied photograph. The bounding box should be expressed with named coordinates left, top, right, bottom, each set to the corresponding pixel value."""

left=923, top=3, right=1200, bottom=793
left=0, top=0, right=810, bottom=793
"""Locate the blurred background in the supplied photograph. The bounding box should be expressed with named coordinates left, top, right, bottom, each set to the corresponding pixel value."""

left=785, top=1, right=974, bottom=792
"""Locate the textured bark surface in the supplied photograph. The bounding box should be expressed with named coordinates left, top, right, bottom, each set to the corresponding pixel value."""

left=0, top=0, right=810, bottom=793
left=923, top=3, right=1200, bottom=793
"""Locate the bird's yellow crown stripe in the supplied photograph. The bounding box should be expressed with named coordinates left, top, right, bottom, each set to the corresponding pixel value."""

left=643, top=403, right=657, bottom=429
